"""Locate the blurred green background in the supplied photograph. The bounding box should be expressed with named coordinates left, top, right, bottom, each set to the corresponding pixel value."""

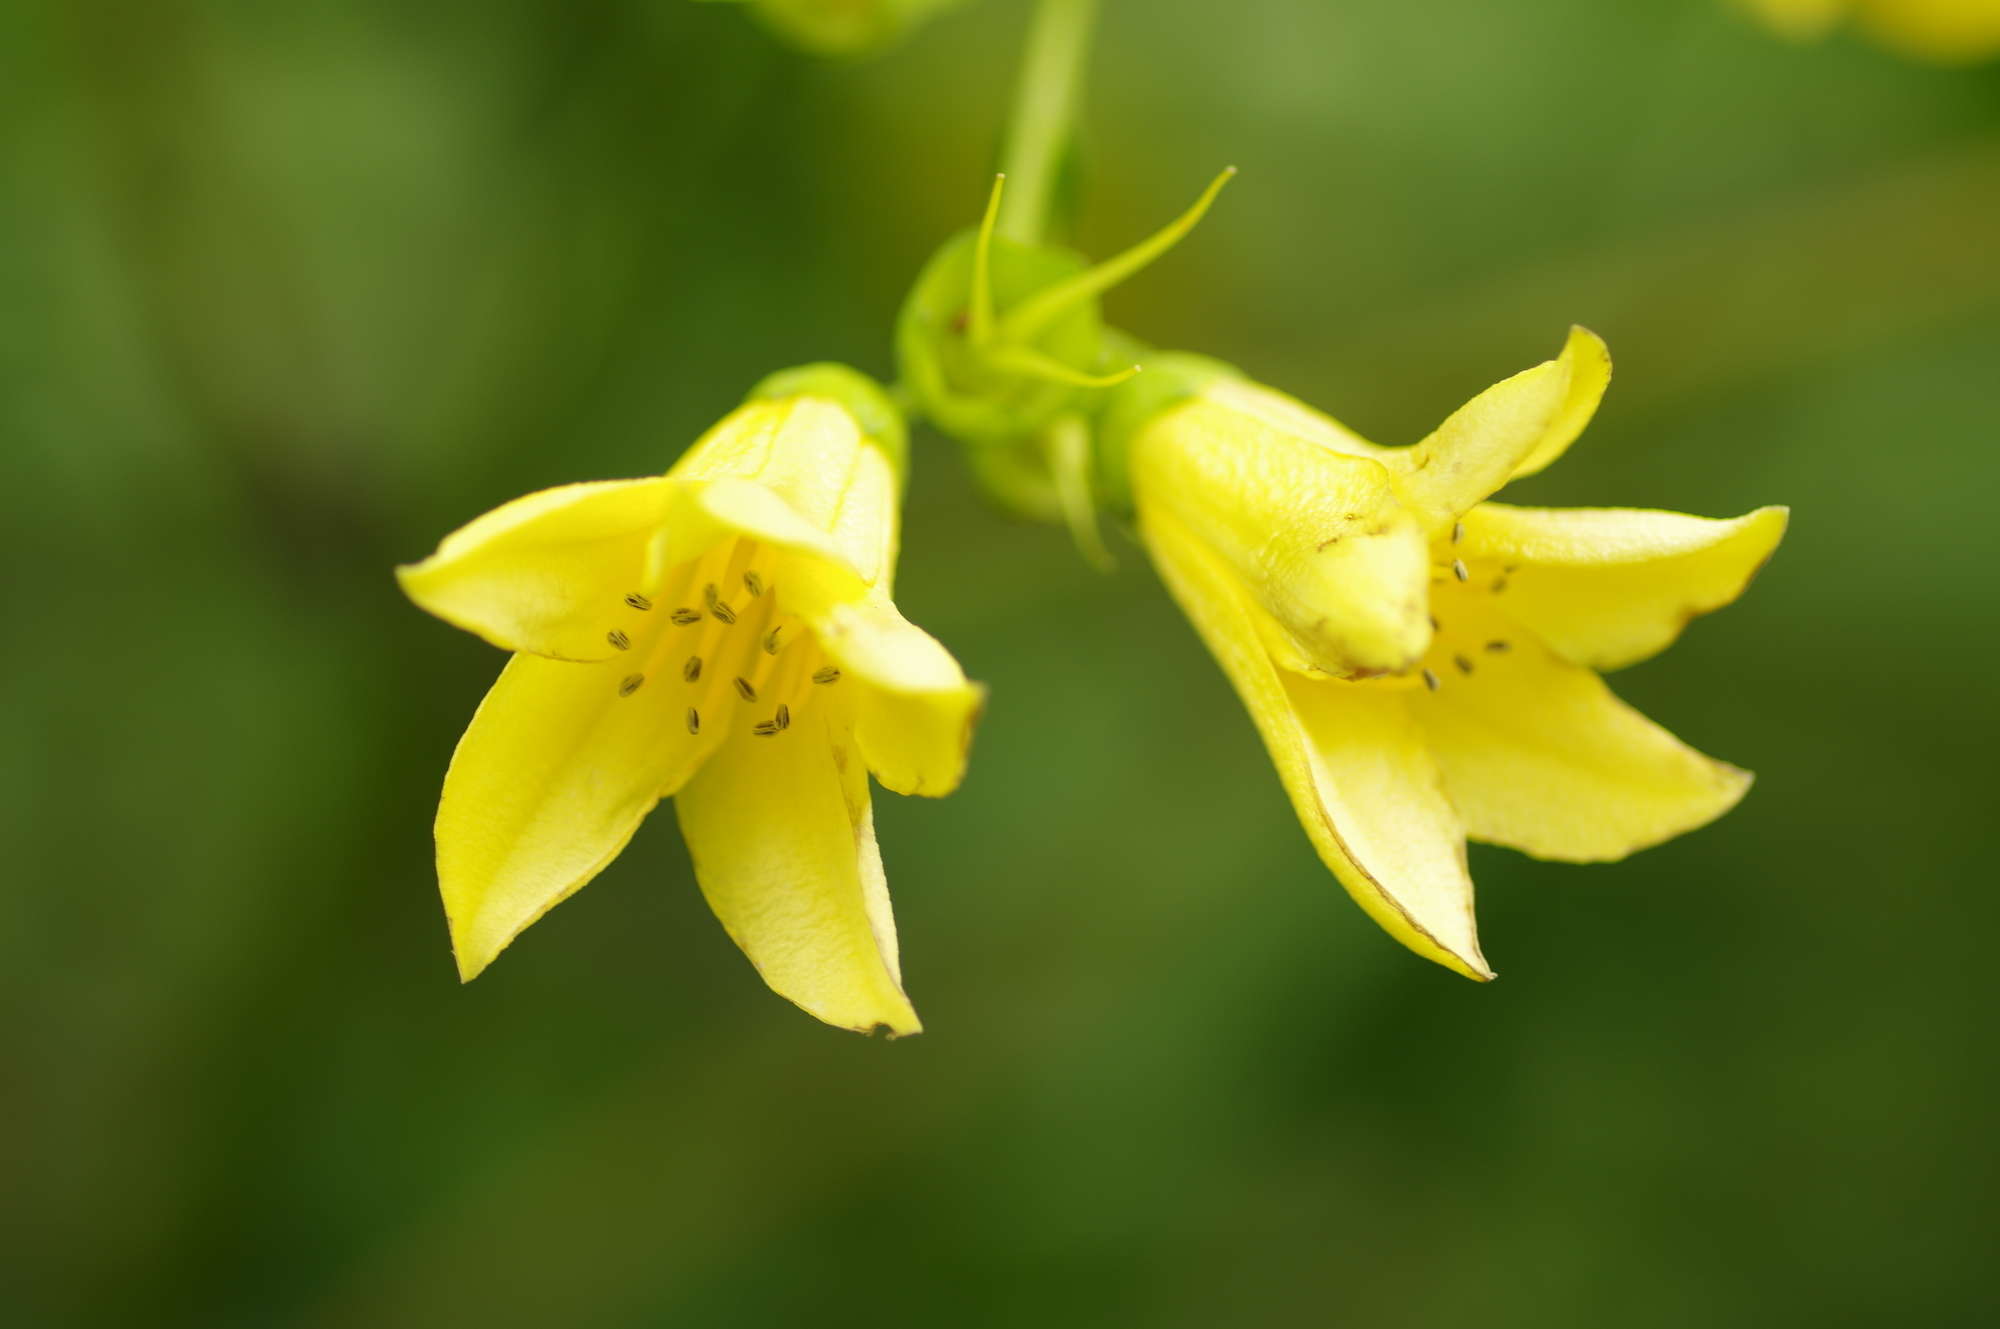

left=4, top=0, right=1996, bottom=1325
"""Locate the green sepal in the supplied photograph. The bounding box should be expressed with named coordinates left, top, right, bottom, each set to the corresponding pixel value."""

left=1092, top=350, right=1242, bottom=514
left=747, top=363, right=910, bottom=483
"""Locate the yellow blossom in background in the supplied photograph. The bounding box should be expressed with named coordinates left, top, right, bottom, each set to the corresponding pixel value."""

left=1118, top=332, right=1786, bottom=978
left=1737, top=0, right=2000, bottom=62
left=699, top=0, right=965, bottom=55
left=398, top=367, right=983, bottom=1034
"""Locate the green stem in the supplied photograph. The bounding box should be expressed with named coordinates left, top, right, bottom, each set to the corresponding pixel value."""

left=995, top=0, right=1098, bottom=246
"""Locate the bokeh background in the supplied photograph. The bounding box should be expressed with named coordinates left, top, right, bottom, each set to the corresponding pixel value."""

left=5, top=0, right=1996, bottom=1325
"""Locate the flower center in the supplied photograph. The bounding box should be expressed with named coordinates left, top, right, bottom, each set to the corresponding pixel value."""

left=1410, top=523, right=1520, bottom=693
left=603, top=538, right=840, bottom=738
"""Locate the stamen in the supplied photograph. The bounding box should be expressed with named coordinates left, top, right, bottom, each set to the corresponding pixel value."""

left=686, top=708, right=700, bottom=735
left=670, top=608, right=703, bottom=626
left=1484, top=639, right=1510, bottom=653
left=1422, top=668, right=1440, bottom=692
left=619, top=673, right=645, bottom=697
left=1452, top=559, right=1469, bottom=582
left=1491, top=576, right=1510, bottom=594
left=683, top=656, right=702, bottom=683
left=1429, top=615, right=1441, bottom=633
left=751, top=720, right=780, bottom=737
left=1454, top=654, right=1474, bottom=675
left=763, top=626, right=783, bottom=655
left=774, top=703, right=791, bottom=731
left=812, top=666, right=841, bottom=685
left=606, top=630, right=631, bottom=651
left=1451, top=521, right=1463, bottom=544
left=733, top=677, right=756, bottom=702
left=624, top=593, right=653, bottom=611
left=705, top=582, right=738, bottom=625
left=743, top=570, right=764, bottom=598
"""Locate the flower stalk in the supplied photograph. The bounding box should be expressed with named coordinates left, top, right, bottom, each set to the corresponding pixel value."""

left=996, top=0, right=1099, bottom=245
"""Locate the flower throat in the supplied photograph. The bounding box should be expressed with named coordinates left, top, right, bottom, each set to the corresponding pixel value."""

left=605, top=538, right=840, bottom=738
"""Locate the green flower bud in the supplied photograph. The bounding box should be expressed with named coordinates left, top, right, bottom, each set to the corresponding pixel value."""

left=895, top=225, right=1114, bottom=453
left=895, top=169, right=1235, bottom=521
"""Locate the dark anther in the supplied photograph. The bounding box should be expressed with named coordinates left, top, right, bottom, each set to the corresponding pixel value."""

left=619, top=674, right=645, bottom=697
left=624, top=593, right=653, bottom=611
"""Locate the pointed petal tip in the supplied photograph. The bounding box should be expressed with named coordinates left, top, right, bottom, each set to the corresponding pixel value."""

left=1433, top=940, right=1497, bottom=983
left=449, top=922, right=507, bottom=983
left=1564, top=323, right=1610, bottom=358
left=813, top=997, right=922, bottom=1038
left=452, top=945, right=490, bottom=985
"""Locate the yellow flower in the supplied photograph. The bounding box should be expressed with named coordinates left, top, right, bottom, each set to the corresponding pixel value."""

left=1737, top=0, right=2000, bottom=62
left=398, top=366, right=983, bottom=1035
left=1120, top=331, right=1787, bottom=979
left=706, top=0, right=964, bottom=56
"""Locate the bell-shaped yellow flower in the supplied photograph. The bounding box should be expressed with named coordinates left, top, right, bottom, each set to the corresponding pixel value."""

left=1119, top=331, right=1787, bottom=979
left=398, top=366, right=983, bottom=1035
left=1737, top=0, right=2000, bottom=62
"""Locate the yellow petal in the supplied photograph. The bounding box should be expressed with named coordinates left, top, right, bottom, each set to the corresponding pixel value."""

left=650, top=478, right=869, bottom=613
left=1507, top=326, right=1612, bottom=481
left=1459, top=503, right=1788, bottom=671
left=1395, top=327, right=1611, bottom=531
left=1131, top=394, right=1433, bottom=677
left=438, top=653, right=714, bottom=981
left=811, top=596, right=985, bottom=798
left=1142, top=503, right=1492, bottom=980
left=669, top=397, right=899, bottom=588
left=674, top=711, right=921, bottom=1036
left=398, top=479, right=675, bottom=660
left=1195, top=375, right=1399, bottom=467
left=1412, top=596, right=1753, bottom=863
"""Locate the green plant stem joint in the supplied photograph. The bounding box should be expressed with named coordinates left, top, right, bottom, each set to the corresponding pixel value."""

left=895, top=169, right=1235, bottom=523
left=748, top=362, right=911, bottom=483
